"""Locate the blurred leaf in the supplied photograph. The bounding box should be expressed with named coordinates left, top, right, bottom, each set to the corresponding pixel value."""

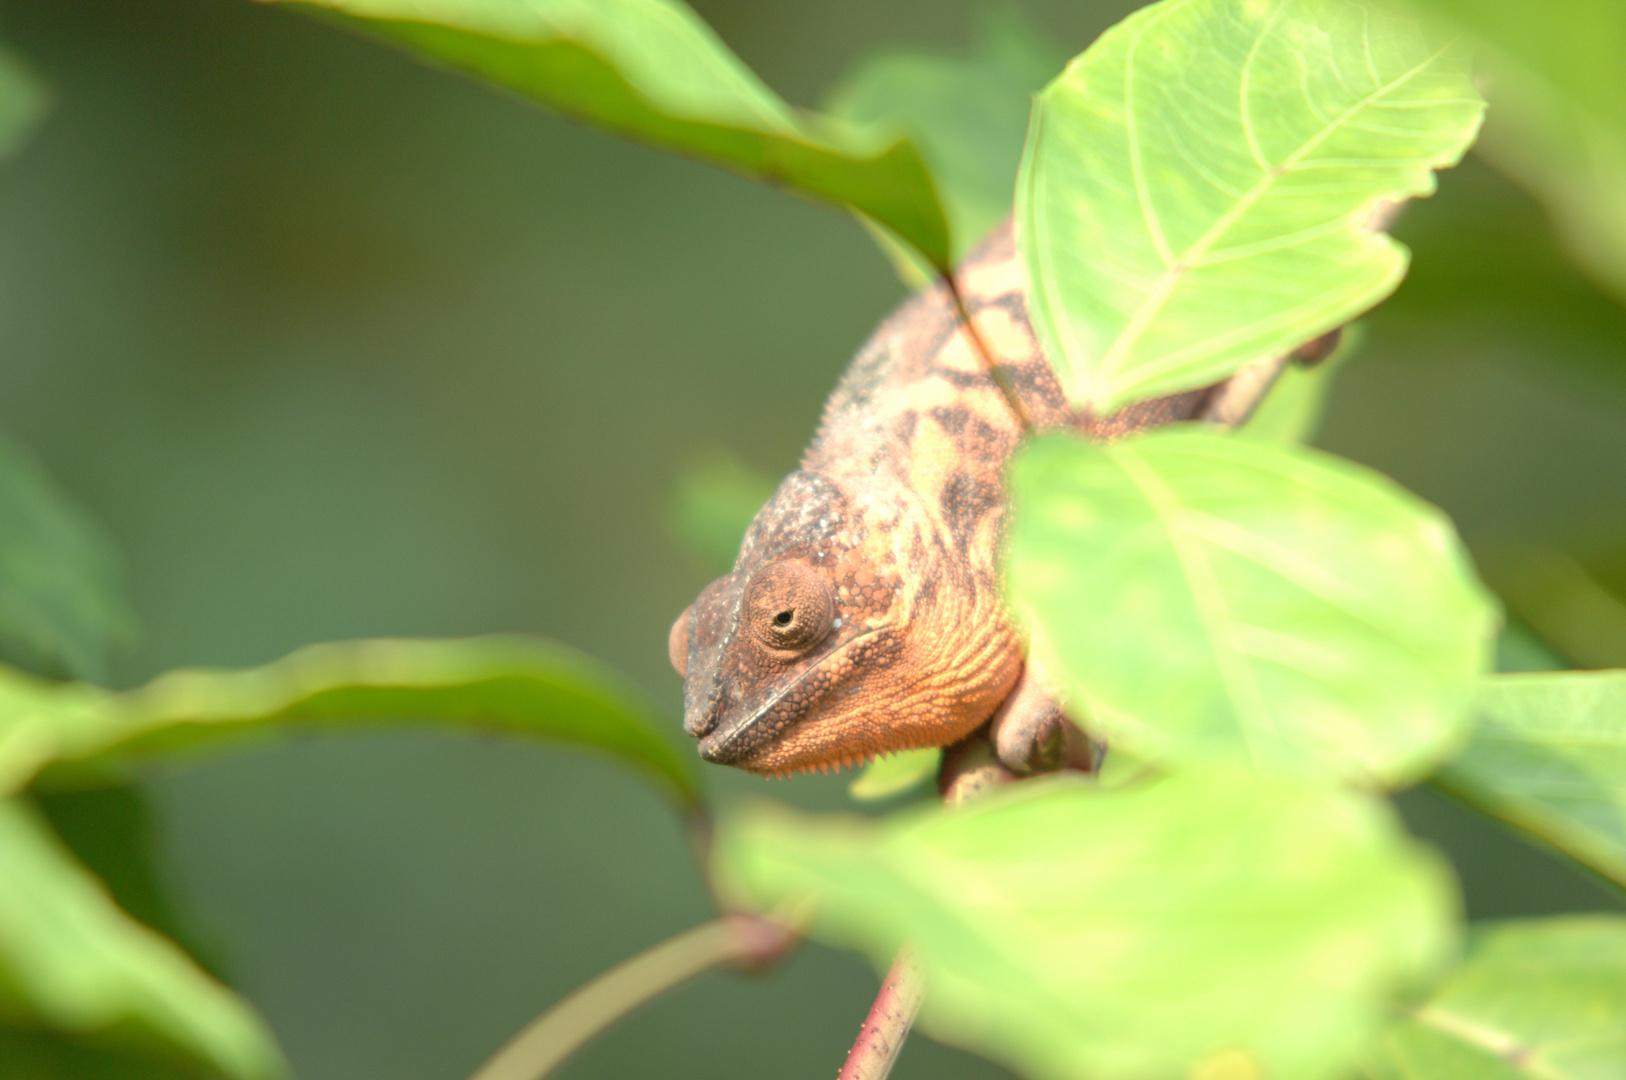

left=1403, top=0, right=1626, bottom=302
left=1435, top=670, right=1626, bottom=888
left=1017, top=0, right=1483, bottom=416
left=669, top=453, right=776, bottom=577
left=0, top=1027, right=201, bottom=1080
left=824, top=7, right=1061, bottom=278
left=280, top=0, right=953, bottom=269
left=0, top=433, right=136, bottom=682
left=1241, top=325, right=1361, bottom=445
left=1482, top=548, right=1626, bottom=670
left=847, top=747, right=939, bottom=802
left=1366, top=916, right=1626, bottom=1080
left=0, top=798, right=286, bottom=1079
left=1494, top=622, right=1566, bottom=674
left=716, top=772, right=1456, bottom=1080
left=0, top=42, right=47, bottom=158
left=1005, top=430, right=1497, bottom=784
left=38, top=785, right=225, bottom=981
left=31, top=635, right=701, bottom=808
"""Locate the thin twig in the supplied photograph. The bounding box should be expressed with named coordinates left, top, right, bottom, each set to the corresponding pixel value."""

left=468, top=914, right=795, bottom=1080
left=943, top=273, right=1035, bottom=431
left=837, top=949, right=926, bottom=1080
left=833, top=731, right=1016, bottom=1080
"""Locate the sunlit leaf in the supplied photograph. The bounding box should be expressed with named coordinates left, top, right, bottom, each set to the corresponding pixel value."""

left=717, top=772, right=1456, bottom=1080
left=1017, top=0, right=1483, bottom=415
left=1403, top=0, right=1626, bottom=302
left=669, top=453, right=775, bottom=577
left=847, top=747, right=939, bottom=802
left=1366, top=916, right=1626, bottom=1080
left=0, top=41, right=47, bottom=159
left=280, top=0, right=952, bottom=269
left=0, top=799, right=287, bottom=1079
left=19, top=636, right=701, bottom=808
left=824, top=8, right=1061, bottom=279
left=1435, top=670, right=1626, bottom=887
left=1005, top=430, right=1497, bottom=783
left=0, top=434, right=136, bottom=682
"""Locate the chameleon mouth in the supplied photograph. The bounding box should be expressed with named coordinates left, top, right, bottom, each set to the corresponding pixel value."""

left=695, top=624, right=890, bottom=769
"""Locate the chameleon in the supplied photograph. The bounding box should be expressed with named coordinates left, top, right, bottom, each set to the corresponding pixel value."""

left=667, top=221, right=1329, bottom=779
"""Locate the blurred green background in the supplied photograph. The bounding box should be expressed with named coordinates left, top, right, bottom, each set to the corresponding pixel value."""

left=0, top=0, right=1622, bottom=1077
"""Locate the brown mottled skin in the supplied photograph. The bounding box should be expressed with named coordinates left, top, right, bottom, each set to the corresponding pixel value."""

left=669, top=221, right=1302, bottom=777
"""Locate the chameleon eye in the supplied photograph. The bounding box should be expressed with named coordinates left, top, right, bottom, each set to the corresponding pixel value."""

left=745, top=561, right=834, bottom=656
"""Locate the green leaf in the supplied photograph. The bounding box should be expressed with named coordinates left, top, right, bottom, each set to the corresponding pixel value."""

left=1005, top=430, right=1497, bottom=784
left=19, top=636, right=701, bottom=809
left=0, top=799, right=286, bottom=1079
left=0, top=42, right=47, bottom=159
left=669, top=453, right=776, bottom=577
left=0, top=434, right=136, bottom=682
left=824, top=8, right=1061, bottom=277
left=1366, top=916, right=1626, bottom=1080
left=716, top=772, right=1456, bottom=1080
left=1435, top=670, right=1626, bottom=888
left=280, top=0, right=952, bottom=269
left=1017, top=0, right=1483, bottom=415
left=847, top=747, right=939, bottom=802
left=1241, top=325, right=1361, bottom=445
left=1402, top=0, right=1626, bottom=302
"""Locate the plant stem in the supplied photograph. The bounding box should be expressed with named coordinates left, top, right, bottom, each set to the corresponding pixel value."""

left=468, top=914, right=795, bottom=1080
left=837, top=948, right=926, bottom=1080
left=943, top=273, right=1035, bottom=431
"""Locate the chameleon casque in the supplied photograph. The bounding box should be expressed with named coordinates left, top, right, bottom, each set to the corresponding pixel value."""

left=668, top=221, right=1318, bottom=778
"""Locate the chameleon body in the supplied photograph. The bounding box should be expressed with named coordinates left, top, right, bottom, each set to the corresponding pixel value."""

left=669, top=223, right=1287, bottom=777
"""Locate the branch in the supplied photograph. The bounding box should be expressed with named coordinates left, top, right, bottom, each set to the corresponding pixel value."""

left=837, top=949, right=926, bottom=1080
left=468, top=914, right=796, bottom=1080
left=943, top=273, right=1035, bottom=431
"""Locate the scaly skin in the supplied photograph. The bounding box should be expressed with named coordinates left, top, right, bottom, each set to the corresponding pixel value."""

left=669, top=222, right=1280, bottom=777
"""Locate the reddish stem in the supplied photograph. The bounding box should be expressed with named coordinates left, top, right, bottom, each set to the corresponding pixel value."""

left=836, top=949, right=926, bottom=1080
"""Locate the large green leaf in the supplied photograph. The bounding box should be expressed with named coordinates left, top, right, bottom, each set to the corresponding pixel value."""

left=15, top=635, right=699, bottom=808
left=824, top=8, right=1061, bottom=278
left=279, top=0, right=952, bottom=270
left=1435, top=670, right=1626, bottom=888
left=1017, top=0, right=1483, bottom=415
left=1366, top=916, right=1626, bottom=1080
left=1403, top=0, right=1626, bottom=302
left=0, top=435, right=137, bottom=682
left=0, top=799, right=286, bottom=1079
left=1005, top=430, right=1497, bottom=784
left=716, top=772, right=1456, bottom=1080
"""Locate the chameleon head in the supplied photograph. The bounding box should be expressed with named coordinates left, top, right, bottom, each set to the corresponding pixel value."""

left=668, top=469, right=1020, bottom=776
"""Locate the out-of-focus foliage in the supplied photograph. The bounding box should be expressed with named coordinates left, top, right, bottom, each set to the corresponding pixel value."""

left=846, top=747, right=940, bottom=802
left=0, top=41, right=46, bottom=158
left=1366, top=917, right=1626, bottom=1080
left=275, top=0, right=956, bottom=269
left=1406, top=0, right=1626, bottom=303
left=0, top=799, right=287, bottom=1080
left=718, top=772, right=1455, bottom=1080
left=1438, top=671, right=1626, bottom=887
left=0, top=435, right=135, bottom=684
left=1481, top=549, right=1626, bottom=670
left=1240, top=328, right=1359, bottom=446
left=669, top=453, right=775, bottom=577
left=1006, top=430, right=1497, bottom=784
left=1017, top=0, right=1483, bottom=414
left=824, top=8, right=1061, bottom=279
left=29, top=635, right=701, bottom=808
